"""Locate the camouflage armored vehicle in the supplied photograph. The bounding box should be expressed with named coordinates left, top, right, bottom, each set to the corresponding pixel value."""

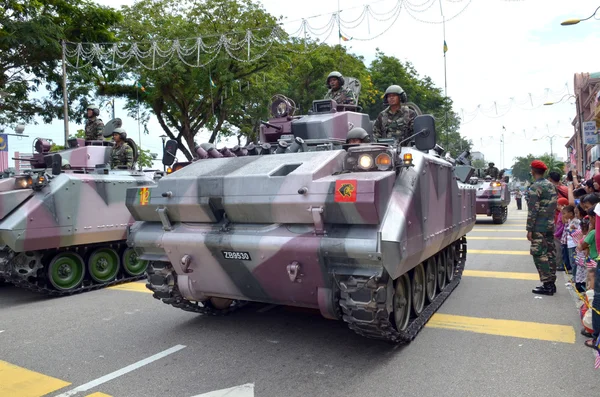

left=0, top=120, right=158, bottom=295
left=127, top=95, right=477, bottom=342
left=473, top=170, right=511, bottom=224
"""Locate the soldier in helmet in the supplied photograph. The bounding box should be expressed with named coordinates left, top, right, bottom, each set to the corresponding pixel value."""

left=110, top=128, right=134, bottom=169
left=346, top=127, right=371, bottom=144
left=484, top=162, right=500, bottom=180
left=372, top=85, right=417, bottom=146
left=84, top=104, right=104, bottom=141
left=323, top=71, right=356, bottom=106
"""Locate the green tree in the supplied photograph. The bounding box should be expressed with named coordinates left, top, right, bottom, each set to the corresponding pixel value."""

left=366, top=50, right=470, bottom=157
left=102, top=0, right=286, bottom=160
left=511, top=154, right=564, bottom=182
left=472, top=159, right=486, bottom=170
left=136, top=148, right=154, bottom=169
left=0, top=0, right=122, bottom=128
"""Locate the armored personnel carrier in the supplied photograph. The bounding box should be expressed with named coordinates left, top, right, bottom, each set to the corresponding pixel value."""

left=127, top=95, right=477, bottom=342
left=473, top=171, right=511, bottom=224
left=0, top=120, right=158, bottom=295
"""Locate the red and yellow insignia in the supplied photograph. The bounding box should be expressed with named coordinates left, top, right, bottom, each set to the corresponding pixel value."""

left=139, top=187, right=150, bottom=206
left=334, top=180, right=357, bottom=203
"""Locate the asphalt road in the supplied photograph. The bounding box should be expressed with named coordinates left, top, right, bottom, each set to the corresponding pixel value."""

left=1, top=202, right=598, bottom=397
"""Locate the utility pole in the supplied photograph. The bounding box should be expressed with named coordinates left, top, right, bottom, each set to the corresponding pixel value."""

left=61, top=40, right=69, bottom=145
left=439, top=0, right=449, bottom=149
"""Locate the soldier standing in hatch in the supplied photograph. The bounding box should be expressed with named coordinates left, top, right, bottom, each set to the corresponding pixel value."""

left=84, top=104, right=104, bottom=140
left=110, top=128, right=134, bottom=169
left=323, top=71, right=356, bottom=106
left=484, top=162, right=499, bottom=180
left=372, top=85, right=417, bottom=146
left=527, top=160, right=558, bottom=296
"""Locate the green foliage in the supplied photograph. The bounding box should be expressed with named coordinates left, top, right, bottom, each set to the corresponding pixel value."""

left=511, top=154, right=564, bottom=182
left=136, top=147, right=155, bottom=169
left=49, top=143, right=65, bottom=152
left=472, top=159, right=486, bottom=170
left=0, top=0, right=122, bottom=128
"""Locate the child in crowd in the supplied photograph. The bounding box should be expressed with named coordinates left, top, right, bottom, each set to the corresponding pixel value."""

left=562, top=206, right=580, bottom=277
left=573, top=212, right=588, bottom=293
left=555, top=198, right=570, bottom=272
left=585, top=210, right=598, bottom=292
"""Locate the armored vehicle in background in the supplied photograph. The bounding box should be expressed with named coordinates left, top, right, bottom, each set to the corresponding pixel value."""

left=0, top=120, right=158, bottom=295
left=127, top=95, right=477, bottom=343
left=473, top=170, right=511, bottom=224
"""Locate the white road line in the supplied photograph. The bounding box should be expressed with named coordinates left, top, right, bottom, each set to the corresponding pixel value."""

left=54, top=344, right=186, bottom=397
left=191, top=383, right=255, bottom=397
left=0, top=330, right=4, bottom=333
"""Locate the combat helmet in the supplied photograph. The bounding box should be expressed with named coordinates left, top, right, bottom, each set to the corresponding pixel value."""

left=112, top=127, right=127, bottom=140
left=346, top=127, right=371, bottom=143
left=384, top=85, right=408, bottom=103
left=326, top=71, right=345, bottom=88
left=489, top=162, right=495, bottom=167
left=86, top=104, right=100, bottom=117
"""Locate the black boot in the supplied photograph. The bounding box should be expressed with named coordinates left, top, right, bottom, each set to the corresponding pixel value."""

left=532, top=283, right=555, bottom=295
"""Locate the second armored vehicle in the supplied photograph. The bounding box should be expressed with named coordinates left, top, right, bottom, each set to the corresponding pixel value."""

left=127, top=95, right=477, bottom=342
left=0, top=122, right=158, bottom=295
left=474, top=173, right=511, bottom=224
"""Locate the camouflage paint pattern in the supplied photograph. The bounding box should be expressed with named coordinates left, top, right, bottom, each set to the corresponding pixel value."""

left=127, top=142, right=476, bottom=312
left=324, top=86, right=356, bottom=105
left=0, top=141, right=157, bottom=292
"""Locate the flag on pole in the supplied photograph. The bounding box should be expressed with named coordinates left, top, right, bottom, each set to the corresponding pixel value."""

left=0, top=134, right=8, bottom=172
left=339, top=33, right=351, bottom=42
left=209, top=76, right=216, bottom=88
left=134, top=81, right=145, bottom=92
left=443, top=40, right=448, bottom=54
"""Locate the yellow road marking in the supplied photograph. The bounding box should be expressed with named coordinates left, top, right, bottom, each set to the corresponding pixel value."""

left=426, top=313, right=576, bottom=344
left=0, top=360, right=71, bottom=397
left=107, top=282, right=152, bottom=294
left=468, top=236, right=526, bottom=240
left=86, top=393, right=113, bottom=397
left=469, top=249, right=529, bottom=255
left=463, top=270, right=538, bottom=280
left=470, top=229, right=524, bottom=232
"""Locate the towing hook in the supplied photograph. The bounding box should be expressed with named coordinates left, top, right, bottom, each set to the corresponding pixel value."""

left=181, top=254, right=193, bottom=273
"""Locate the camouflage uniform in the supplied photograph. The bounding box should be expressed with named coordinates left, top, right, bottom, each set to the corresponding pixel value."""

left=373, top=106, right=417, bottom=145
left=110, top=143, right=134, bottom=169
left=324, top=87, right=356, bottom=105
left=85, top=117, right=104, bottom=140
left=484, top=166, right=499, bottom=179
left=526, top=177, right=558, bottom=283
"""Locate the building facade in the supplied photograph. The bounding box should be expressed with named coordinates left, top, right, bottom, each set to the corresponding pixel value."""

left=566, top=72, right=600, bottom=176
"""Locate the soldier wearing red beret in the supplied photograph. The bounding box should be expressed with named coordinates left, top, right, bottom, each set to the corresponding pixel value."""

left=527, top=160, right=558, bottom=295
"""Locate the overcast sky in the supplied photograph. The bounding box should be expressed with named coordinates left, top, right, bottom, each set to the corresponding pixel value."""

left=5, top=0, right=599, bottom=169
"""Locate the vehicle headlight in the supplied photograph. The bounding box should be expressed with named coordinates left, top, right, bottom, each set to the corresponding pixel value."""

left=358, top=154, right=373, bottom=170
left=14, top=176, right=32, bottom=189
left=375, top=153, right=393, bottom=170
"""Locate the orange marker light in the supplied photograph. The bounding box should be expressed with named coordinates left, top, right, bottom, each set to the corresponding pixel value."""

left=403, top=153, right=413, bottom=165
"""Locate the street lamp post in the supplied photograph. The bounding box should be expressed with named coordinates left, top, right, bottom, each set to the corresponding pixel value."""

left=544, top=94, right=583, bottom=172
left=532, top=134, right=570, bottom=159
left=560, top=6, right=600, bottom=25
left=159, top=134, right=168, bottom=171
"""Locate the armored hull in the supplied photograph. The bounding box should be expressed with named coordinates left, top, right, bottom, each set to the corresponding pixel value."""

left=127, top=99, right=477, bottom=342
left=475, top=180, right=511, bottom=224
left=0, top=139, right=157, bottom=295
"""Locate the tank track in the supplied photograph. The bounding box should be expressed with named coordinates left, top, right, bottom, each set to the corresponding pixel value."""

left=146, top=261, right=248, bottom=316
left=336, top=236, right=467, bottom=343
left=3, top=242, right=146, bottom=297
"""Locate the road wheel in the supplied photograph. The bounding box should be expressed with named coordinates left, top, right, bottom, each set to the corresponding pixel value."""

left=47, top=252, right=85, bottom=291
left=425, top=256, right=437, bottom=303
left=437, top=252, right=447, bottom=291
left=88, top=248, right=120, bottom=283
left=446, top=245, right=456, bottom=283
left=393, top=274, right=412, bottom=332
left=122, top=248, right=149, bottom=277
left=411, top=263, right=426, bottom=317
